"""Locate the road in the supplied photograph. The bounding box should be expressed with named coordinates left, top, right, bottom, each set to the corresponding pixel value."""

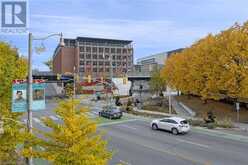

left=104, top=119, right=248, bottom=165
left=22, top=98, right=248, bottom=165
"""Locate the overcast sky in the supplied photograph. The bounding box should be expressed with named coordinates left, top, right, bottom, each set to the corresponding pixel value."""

left=1, top=0, right=248, bottom=70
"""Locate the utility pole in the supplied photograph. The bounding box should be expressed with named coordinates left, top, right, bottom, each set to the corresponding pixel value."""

left=167, top=86, right=172, bottom=114
left=27, top=32, right=33, bottom=165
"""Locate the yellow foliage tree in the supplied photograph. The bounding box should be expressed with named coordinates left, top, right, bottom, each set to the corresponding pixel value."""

left=0, top=42, right=29, bottom=164
left=23, top=99, right=112, bottom=165
left=162, top=21, right=248, bottom=101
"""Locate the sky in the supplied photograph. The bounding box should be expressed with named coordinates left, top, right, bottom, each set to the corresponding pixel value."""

left=1, top=0, right=248, bottom=70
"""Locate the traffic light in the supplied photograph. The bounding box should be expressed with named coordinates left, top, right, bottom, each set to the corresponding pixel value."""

left=87, top=75, right=91, bottom=83
left=57, top=74, right=61, bottom=80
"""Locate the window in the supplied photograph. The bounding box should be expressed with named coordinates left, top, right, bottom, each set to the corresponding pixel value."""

left=99, top=47, right=103, bottom=53
left=86, top=47, right=91, bottom=52
left=86, top=54, right=91, bottom=59
left=180, top=120, right=188, bottom=124
left=117, top=62, right=121, bottom=66
left=117, top=48, right=121, bottom=54
left=123, top=62, right=127, bottom=66
left=99, top=68, right=104, bottom=72
left=117, top=56, right=121, bottom=60
left=160, top=119, right=178, bottom=124
left=80, top=54, right=84, bottom=59
left=93, top=61, right=97, bottom=66
left=99, top=61, right=103, bottom=66
left=105, top=68, right=110, bottom=72
left=105, top=55, right=109, bottom=59
left=99, top=55, right=104, bottom=59
left=111, top=48, right=115, bottom=53
left=112, top=55, right=116, bottom=60
left=105, top=48, right=110, bottom=53
left=80, top=47, right=84, bottom=52
left=92, top=47, right=97, bottom=53
left=93, top=54, right=97, bottom=59
left=93, top=68, right=97, bottom=72
left=123, top=56, right=127, bottom=60
left=86, top=61, right=91, bottom=65
left=112, top=62, right=116, bottom=67
left=80, top=61, right=84, bottom=65
left=105, top=61, right=110, bottom=66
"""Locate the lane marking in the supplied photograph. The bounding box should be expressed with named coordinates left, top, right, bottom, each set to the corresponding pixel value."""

left=118, top=125, right=137, bottom=130
left=120, top=160, right=132, bottom=165
left=176, top=139, right=210, bottom=149
left=49, top=115, right=59, bottom=121
left=99, top=119, right=138, bottom=127
left=108, top=130, right=204, bottom=165
left=33, top=117, right=41, bottom=123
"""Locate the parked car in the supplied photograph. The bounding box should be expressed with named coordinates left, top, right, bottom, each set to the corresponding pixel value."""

left=99, top=106, right=123, bottom=119
left=151, top=117, right=190, bottom=135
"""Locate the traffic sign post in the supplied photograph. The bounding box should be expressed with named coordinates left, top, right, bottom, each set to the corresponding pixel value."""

left=236, top=102, right=240, bottom=122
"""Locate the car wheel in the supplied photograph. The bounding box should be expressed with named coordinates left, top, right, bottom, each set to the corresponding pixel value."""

left=171, top=128, right=179, bottom=135
left=152, top=124, right=158, bottom=130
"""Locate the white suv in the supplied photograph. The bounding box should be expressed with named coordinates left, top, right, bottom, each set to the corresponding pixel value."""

left=151, top=117, right=190, bottom=135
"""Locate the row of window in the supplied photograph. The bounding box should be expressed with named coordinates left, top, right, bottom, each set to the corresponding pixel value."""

left=79, top=47, right=132, bottom=54
left=79, top=61, right=131, bottom=66
left=80, top=54, right=132, bottom=60
left=79, top=68, right=127, bottom=73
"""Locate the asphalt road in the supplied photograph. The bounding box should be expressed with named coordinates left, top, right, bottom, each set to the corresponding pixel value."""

left=104, top=120, right=248, bottom=165
left=22, top=98, right=248, bottom=165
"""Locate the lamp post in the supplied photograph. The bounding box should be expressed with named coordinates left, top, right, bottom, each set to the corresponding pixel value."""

left=103, top=53, right=113, bottom=106
left=27, top=32, right=64, bottom=165
left=167, top=86, right=172, bottom=114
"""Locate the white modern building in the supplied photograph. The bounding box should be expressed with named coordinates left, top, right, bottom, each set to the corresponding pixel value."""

left=136, top=48, right=183, bottom=66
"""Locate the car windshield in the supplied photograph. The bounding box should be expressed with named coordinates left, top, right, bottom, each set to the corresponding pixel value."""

left=111, top=109, right=120, bottom=113
left=180, top=120, right=188, bottom=124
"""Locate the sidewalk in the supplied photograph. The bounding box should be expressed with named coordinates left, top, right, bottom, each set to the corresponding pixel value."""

left=234, top=123, right=248, bottom=132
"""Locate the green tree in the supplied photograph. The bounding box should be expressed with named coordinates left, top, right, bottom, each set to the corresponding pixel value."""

left=23, top=99, right=112, bottom=165
left=0, top=42, right=28, bottom=163
left=149, top=67, right=166, bottom=95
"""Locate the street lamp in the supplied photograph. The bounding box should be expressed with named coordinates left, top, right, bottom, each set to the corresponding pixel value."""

left=103, top=52, right=113, bottom=105
left=27, top=32, right=64, bottom=165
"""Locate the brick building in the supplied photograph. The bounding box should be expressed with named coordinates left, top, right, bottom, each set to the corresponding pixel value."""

left=53, top=37, right=133, bottom=79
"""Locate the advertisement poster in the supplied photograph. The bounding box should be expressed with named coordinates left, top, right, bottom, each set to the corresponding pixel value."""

left=12, top=82, right=46, bottom=112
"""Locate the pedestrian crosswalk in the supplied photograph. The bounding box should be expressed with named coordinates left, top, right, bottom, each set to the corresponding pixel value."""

left=22, top=112, right=99, bottom=127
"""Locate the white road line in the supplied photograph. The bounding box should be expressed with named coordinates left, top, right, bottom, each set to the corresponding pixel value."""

left=119, top=125, right=137, bottom=130
left=49, top=115, right=59, bottom=121
left=176, top=139, right=210, bottom=149
left=33, top=117, right=41, bottom=123
left=120, top=160, right=132, bottom=165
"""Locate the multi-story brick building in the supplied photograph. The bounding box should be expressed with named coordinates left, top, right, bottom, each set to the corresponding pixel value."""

left=53, top=37, right=133, bottom=79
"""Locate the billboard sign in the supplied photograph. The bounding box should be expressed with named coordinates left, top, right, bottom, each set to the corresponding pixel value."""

left=12, top=80, right=46, bottom=112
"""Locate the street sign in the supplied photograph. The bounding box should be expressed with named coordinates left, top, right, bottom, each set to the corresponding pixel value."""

left=12, top=81, right=46, bottom=112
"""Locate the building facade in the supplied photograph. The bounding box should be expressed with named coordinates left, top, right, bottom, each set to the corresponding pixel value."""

left=53, top=37, right=133, bottom=79
left=136, top=48, right=183, bottom=66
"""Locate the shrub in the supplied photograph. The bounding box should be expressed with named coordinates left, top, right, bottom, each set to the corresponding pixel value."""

left=216, top=118, right=234, bottom=128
